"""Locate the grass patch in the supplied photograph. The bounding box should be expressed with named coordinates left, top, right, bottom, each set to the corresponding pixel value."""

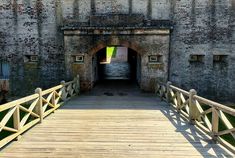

left=201, top=105, right=235, bottom=146
left=106, top=47, right=117, bottom=58
left=0, top=103, right=38, bottom=140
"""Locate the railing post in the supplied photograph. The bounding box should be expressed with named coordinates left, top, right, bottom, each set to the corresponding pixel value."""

left=52, top=91, right=56, bottom=113
left=166, top=81, right=172, bottom=103
left=212, top=107, right=219, bottom=143
left=13, top=104, right=21, bottom=140
left=60, top=80, right=66, bottom=101
left=189, top=89, right=197, bottom=124
left=176, top=91, right=182, bottom=112
left=35, top=88, right=43, bottom=123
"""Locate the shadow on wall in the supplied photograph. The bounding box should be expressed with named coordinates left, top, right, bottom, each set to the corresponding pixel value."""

left=0, top=79, right=9, bottom=104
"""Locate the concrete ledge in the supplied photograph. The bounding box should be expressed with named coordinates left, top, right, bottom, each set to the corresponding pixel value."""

left=63, top=28, right=170, bottom=36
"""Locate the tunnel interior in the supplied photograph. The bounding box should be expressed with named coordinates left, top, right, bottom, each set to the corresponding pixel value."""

left=92, top=46, right=141, bottom=87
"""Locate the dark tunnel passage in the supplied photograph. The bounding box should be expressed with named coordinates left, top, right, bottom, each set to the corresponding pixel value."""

left=92, top=46, right=141, bottom=87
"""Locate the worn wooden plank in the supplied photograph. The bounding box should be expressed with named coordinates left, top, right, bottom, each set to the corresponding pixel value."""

left=0, top=95, right=233, bottom=157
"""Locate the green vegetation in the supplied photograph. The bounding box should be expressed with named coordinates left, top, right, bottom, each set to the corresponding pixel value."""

left=106, top=47, right=117, bottom=58
left=201, top=105, right=235, bottom=146
left=0, top=103, right=36, bottom=140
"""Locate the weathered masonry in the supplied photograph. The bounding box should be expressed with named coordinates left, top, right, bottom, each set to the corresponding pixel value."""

left=63, top=15, right=171, bottom=91
left=0, top=0, right=235, bottom=101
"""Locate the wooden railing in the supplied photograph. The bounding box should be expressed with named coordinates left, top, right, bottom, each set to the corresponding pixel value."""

left=0, top=75, right=80, bottom=148
left=156, top=81, right=235, bottom=154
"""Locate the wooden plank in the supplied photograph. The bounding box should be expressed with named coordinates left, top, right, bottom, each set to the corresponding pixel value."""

left=1, top=95, right=233, bottom=157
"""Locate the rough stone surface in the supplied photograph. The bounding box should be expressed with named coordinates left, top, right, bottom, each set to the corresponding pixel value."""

left=0, top=0, right=234, bottom=101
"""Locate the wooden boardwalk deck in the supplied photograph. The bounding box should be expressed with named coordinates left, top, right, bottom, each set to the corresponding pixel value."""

left=0, top=94, right=233, bottom=157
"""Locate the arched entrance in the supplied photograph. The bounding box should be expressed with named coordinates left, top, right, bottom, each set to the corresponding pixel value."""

left=91, top=46, right=141, bottom=88
left=63, top=26, right=171, bottom=92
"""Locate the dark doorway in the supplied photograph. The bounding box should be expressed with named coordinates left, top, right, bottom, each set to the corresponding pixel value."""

left=92, top=47, right=141, bottom=87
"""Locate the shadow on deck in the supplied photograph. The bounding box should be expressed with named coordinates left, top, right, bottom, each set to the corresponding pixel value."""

left=0, top=80, right=233, bottom=157
left=62, top=95, right=233, bottom=157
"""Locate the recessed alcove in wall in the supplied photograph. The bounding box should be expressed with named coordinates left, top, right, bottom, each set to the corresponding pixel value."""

left=189, top=54, right=205, bottom=63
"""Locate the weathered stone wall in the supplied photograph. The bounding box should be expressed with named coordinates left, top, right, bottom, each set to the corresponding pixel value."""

left=169, top=0, right=235, bottom=101
left=0, top=0, right=234, bottom=100
left=0, top=0, right=65, bottom=96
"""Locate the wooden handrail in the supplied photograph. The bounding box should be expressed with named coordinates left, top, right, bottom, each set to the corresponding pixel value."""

left=0, top=75, right=80, bottom=149
left=64, top=81, right=75, bottom=86
left=41, top=85, right=63, bottom=96
left=155, top=81, right=235, bottom=154
left=170, top=85, right=189, bottom=96
left=0, top=94, right=39, bottom=112
left=194, top=95, right=235, bottom=116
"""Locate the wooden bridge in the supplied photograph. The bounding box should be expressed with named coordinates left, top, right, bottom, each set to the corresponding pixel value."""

left=0, top=76, right=234, bottom=157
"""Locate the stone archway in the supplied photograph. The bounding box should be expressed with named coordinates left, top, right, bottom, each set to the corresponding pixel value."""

left=63, top=20, right=171, bottom=92
left=90, top=44, right=142, bottom=87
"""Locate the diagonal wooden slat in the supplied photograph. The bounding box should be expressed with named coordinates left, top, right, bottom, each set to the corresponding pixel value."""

left=2, top=126, right=18, bottom=133
left=28, top=98, right=39, bottom=111
left=180, top=93, right=186, bottom=106
left=42, top=93, right=54, bottom=113
left=57, top=90, right=63, bottom=99
left=20, top=113, right=31, bottom=128
left=61, top=87, right=68, bottom=100
left=0, top=107, right=17, bottom=132
left=54, top=90, right=61, bottom=97
left=54, top=95, right=62, bottom=105
left=19, top=106, right=39, bottom=118
left=42, top=98, right=55, bottom=109
left=218, top=110, right=235, bottom=139
left=170, top=89, right=176, bottom=98
left=160, top=81, right=235, bottom=153
left=0, top=77, right=80, bottom=149
left=200, top=108, right=212, bottom=116
left=69, top=89, right=75, bottom=96
left=179, top=99, right=189, bottom=110
left=185, top=104, right=190, bottom=115
left=63, top=91, right=68, bottom=100
left=217, top=128, right=235, bottom=136
left=20, top=102, right=40, bottom=128
left=195, top=100, right=212, bottom=131
left=42, top=102, right=49, bottom=113
left=46, top=92, right=54, bottom=103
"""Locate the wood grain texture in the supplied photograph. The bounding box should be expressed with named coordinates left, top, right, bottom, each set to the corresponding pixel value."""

left=0, top=94, right=233, bottom=157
